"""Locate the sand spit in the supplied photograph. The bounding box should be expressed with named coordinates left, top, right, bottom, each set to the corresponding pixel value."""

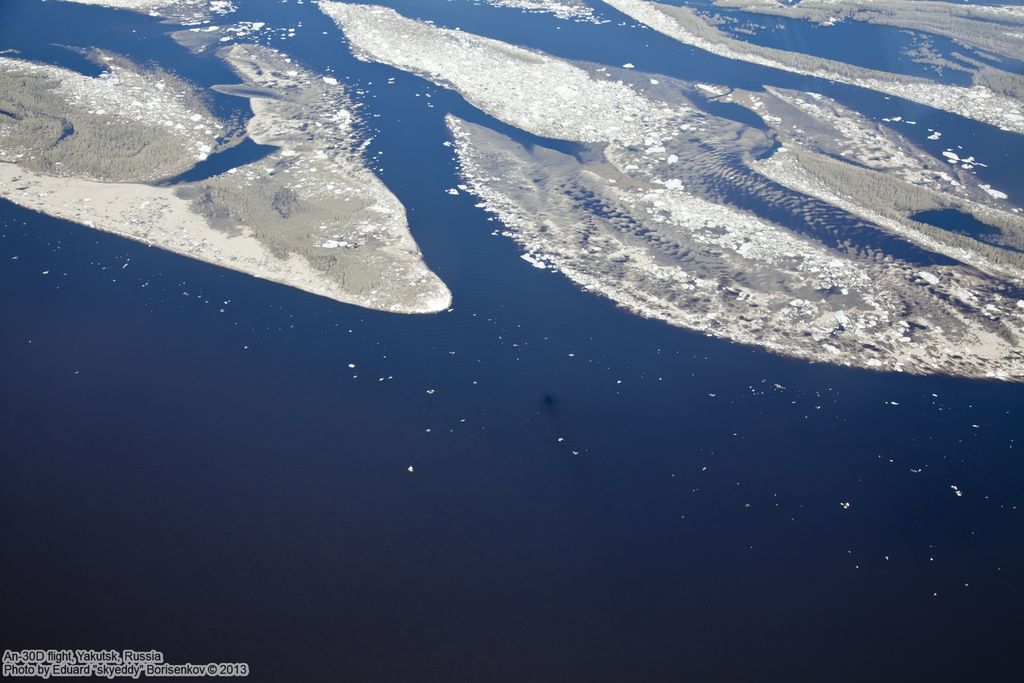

left=189, top=43, right=451, bottom=313
left=317, top=3, right=1024, bottom=377
left=450, top=115, right=1024, bottom=379
left=0, top=163, right=357, bottom=302
left=0, top=49, right=450, bottom=313
left=603, top=0, right=1024, bottom=135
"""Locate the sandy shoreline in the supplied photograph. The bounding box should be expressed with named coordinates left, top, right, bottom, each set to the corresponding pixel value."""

left=1, top=44, right=450, bottom=314
left=0, top=163, right=449, bottom=313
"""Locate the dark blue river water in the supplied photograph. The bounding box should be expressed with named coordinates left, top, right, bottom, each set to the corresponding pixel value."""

left=1, top=2, right=1022, bottom=681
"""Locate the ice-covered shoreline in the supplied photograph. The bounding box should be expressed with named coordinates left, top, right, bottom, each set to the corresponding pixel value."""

left=471, top=0, right=598, bottom=22
left=719, top=85, right=1024, bottom=277
left=195, top=43, right=451, bottom=313
left=316, top=2, right=1024, bottom=378
left=711, top=0, right=1024, bottom=61
left=0, top=53, right=224, bottom=181
left=603, top=0, right=1024, bottom=135
left=319, top=2, right=679, bottom=145
left=449, top=115, right=1024, bottom=380
left=56, top=0, right=236, bottom=24
left=0, top=163, right=363, bottom=306
left=0, top=47, right=450, bottom=313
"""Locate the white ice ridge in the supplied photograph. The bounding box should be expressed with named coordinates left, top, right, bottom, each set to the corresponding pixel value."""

left=318, top=2, right=680, bottom=144
left=471, top=0, right=597, bottom=22
left=603, top=0, right=1024, bottom=135
left=56, top=0, right=236, bottom=22
left=0, top=55, right=222, bottom=170
left=57, top=0, right=186, bottom=8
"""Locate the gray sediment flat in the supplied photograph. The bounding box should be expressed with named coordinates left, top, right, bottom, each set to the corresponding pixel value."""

left=0, top=47, right=450, bottom=313
left=321, top=2, right=1024, bottom=378
left=0, top=51, right=226, bottom=182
